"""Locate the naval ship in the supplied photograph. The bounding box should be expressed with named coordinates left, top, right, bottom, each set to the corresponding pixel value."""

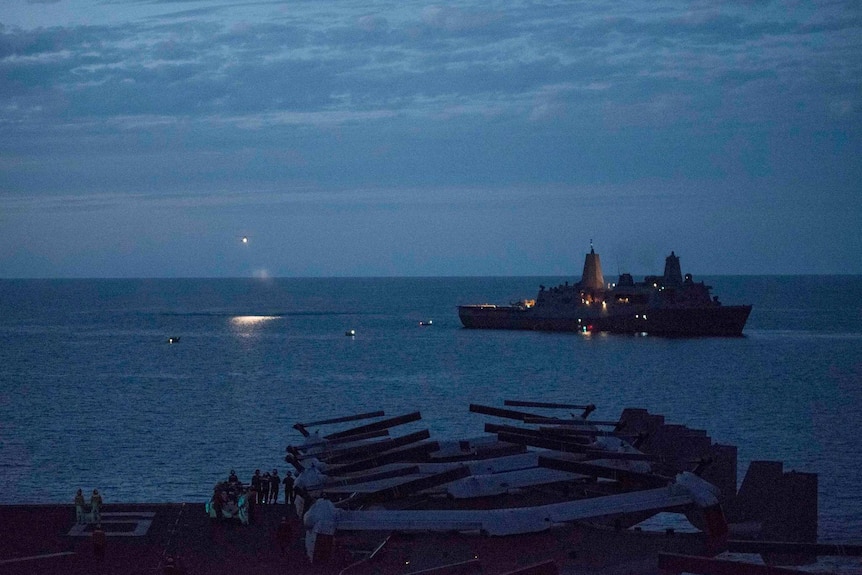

left=458, top=246, right=752, bottom=336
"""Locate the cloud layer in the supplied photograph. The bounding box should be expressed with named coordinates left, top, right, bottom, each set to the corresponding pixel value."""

left=1, top=0, right=860, bottom=276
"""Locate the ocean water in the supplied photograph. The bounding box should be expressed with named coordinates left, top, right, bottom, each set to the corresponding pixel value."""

left=0, top=276, right=860, bottom=542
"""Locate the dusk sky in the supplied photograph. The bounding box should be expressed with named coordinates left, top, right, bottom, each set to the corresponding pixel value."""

left=1, top=0, right=859, bottom=277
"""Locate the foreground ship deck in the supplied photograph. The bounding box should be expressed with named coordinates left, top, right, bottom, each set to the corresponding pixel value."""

left=4, top=403, right=855, bottom=575
left=458, top=247, right=752, bottom=336
left=3, top=503, right=854, bottom=575
left=0, top=503, right=725, bottom=575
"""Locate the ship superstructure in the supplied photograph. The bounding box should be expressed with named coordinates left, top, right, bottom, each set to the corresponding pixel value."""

left=458, top=247, right=751, bottom=336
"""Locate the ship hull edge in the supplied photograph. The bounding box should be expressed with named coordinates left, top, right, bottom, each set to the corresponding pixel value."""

left=458, top=304, right=752, bottom=337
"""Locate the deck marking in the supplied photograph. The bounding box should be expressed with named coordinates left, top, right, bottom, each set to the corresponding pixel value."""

left=67, top=511, right=156, bottom=537
left=0, top=551, right=76, bottom=565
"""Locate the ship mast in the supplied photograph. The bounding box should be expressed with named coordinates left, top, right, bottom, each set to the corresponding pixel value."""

left=580, top=241, right=604, bottom=291
left=663, top=251, right=683, bottom=286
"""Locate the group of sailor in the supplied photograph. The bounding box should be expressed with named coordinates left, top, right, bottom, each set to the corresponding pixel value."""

left=247, top=468, right=295, bottom=505
left=74, top=488, right=103, bottom=524
left=207, top=468, right=297, bottom=525
left=208, top=482, right=248, bottom=523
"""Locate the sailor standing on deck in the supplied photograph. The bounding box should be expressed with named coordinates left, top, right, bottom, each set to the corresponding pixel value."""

left=276, top=516, right=292, bottom=555
left=270, top=469, right=280, bottom=504
left=261, top=471, right=272, bottom=504
left=92, top=523, right=106, bottom=559
left=74, top=489, right=86, bottom=523
left=283, top=472, right=295, bottom=506
left=251, top=469, right=262, bottom=504
left=90, top=489, right=103, bottom=523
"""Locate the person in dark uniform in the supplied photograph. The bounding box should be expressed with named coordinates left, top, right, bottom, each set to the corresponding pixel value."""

left=245, top=486, right=256, bottom=524
left=283, top=472, right=295, bottom=506
left=270, top=469, right=280, bottom=504
left=90, top=489, right=103, bottom=523
left=163, top=555, right=187, bottom=574
left=212, top=488, right=224, bottom=519
left=92, top=524, right=106, bottom=559
left=75, top=489, right=86, bottom=524
left=251, top=469, right=262, bottom=505
left=276, top=516, right=292, bottom=555
left=261, top=471, right=271, bottom=504
left=228, top=469, right=238, bottom=484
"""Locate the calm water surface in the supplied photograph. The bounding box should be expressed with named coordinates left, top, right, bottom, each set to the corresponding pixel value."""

left=0, top=276, right=860, bottom=542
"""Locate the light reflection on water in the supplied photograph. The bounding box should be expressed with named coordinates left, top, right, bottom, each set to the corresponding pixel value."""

left=230, top=315, right=280, bottom=327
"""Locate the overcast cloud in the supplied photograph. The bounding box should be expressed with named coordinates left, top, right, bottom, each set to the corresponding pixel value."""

left=1, top=0, right=859, bottom=277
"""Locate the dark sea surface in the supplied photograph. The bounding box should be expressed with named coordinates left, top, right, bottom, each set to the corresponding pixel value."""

left=1, top=276, right=860, bottom=542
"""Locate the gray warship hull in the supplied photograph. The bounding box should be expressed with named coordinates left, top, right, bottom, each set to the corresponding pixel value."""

left=458, top=303, right=752, bottom=336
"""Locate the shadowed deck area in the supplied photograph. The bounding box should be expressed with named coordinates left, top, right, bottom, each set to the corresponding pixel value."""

left=0, top=502, right=714, bottom=574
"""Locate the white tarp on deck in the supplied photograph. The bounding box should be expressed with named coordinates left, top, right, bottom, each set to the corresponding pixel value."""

left=334, top=484, right=695, bottom=536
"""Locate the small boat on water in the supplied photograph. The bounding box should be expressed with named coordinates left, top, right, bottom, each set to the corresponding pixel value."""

left=458, top=246, right=751, bottom=336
